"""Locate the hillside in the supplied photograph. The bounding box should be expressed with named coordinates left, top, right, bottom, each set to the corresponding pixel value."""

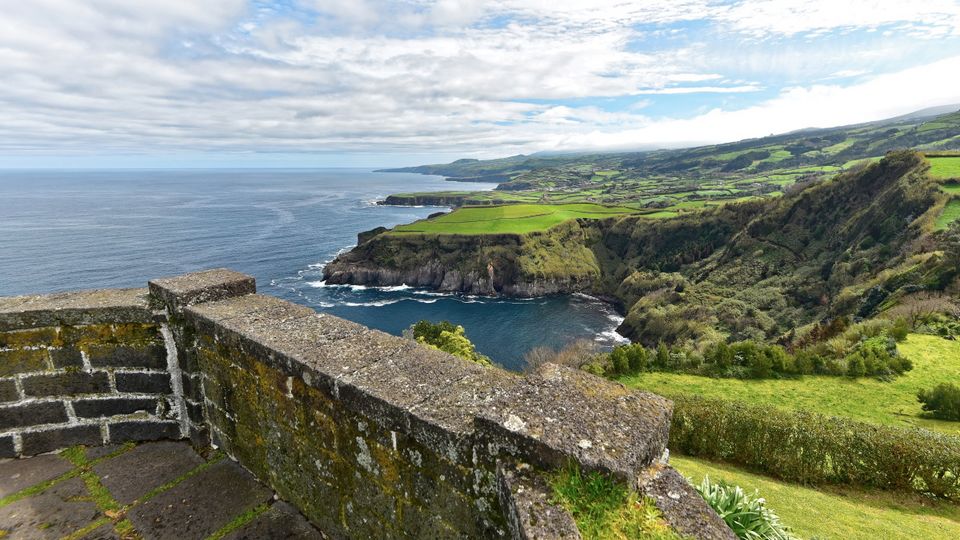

left=325, top=151, right=960, bottom=346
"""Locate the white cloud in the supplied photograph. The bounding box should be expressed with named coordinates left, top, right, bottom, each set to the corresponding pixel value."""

left=0, top=0, right=958, bottom=161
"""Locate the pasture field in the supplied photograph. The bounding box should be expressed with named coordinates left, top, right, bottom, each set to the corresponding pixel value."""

left=389, top=203, right=643, bottom=234
left=671, top=455, right=960, bottom=540
left=929, top=156, right=960, bottom=179
left=621, top=334, right=960, bottom=435
left=936, top=199, right=960, bottom=230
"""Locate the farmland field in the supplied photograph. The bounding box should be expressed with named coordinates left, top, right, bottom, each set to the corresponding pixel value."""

left=929, top=156, right=960, bottom=179
left=671, top=455, right=960, bottom=540
left=936, top=199, right=960, bottom=230
left=621, top=334, right=960, bottom=434
left=389, top=203, right=644, bottom=234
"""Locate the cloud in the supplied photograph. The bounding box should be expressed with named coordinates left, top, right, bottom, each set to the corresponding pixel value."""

left=0, top=0, right=958, bottom=162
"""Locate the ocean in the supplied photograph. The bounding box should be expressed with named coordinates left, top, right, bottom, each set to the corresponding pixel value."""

left=0, top=169, right=627, bottom=370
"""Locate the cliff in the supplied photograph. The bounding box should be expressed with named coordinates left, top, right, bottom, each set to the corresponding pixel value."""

left=323, top=220, right=602, bottom=296
left=327, top=151, right=957, bottom=345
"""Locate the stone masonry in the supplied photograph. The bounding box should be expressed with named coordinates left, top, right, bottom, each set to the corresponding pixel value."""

left=0, top=269, right=733, bottom=539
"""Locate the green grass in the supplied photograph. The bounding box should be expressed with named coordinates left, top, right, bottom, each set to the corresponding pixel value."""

left=622, top=334, right=960, bottom=435
left=390, top=203, right=640, bottom=235
left=929, top=157, right=960, bottom=179
left=936, top=199, right=960, bottom=231
left=549, top=465, right=681, bottom=540
left=672, top=455, right=960, bottom=540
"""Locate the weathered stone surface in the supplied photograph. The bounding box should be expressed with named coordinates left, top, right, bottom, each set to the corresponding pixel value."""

left=0, top=435, right=14, bottom=458
left=0, top=378, right=20, bottom=402
left=149, top=268, right=256, bottom=314
left=73, top=397, right=159, bottom=418
left=0, top=288, right=152, bottom=331
left=0, top=348, right=49, bottom=376
left=127, top=459, right=272, bottom=539
left=114, top=372, right=172, bottom=394
left=0, top=453, right=73, bottom=498
left=94, top=441, right=205, bottom=504
left=49, top=347, right=84, bottom=369
left=223, top=501, right=324, bottom=540
left=22, top=372, right=110, bottom=397
left=87, top=344, right=166, bottom=369
left=498, top=462, right=582, bottom=540
left=109, top=420, right=181, bottom=444
left=477, top=363, right=673, bottom=484
left=0, top=477, right=102, bottom=539
left=639, top=465, right=737, bottom=540
left=0, top=401, right=68, bottom=430
left=21, top=425, right=102, bottom=455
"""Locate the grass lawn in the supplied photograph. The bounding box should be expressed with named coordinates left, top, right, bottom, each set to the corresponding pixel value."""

left=935, top=199, right=960, bottom=231
left=671, top=454, right=960, bottom=540
left=389, top=203, right=640, bottom=234
left=929, top=157, right=960, bottom=179
left=621, top=334, right=960, bottom=435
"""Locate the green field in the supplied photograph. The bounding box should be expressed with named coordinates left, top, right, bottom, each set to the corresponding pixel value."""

left=621, top=334, right=960, bottom=435
left=936, top=199, right=960, bottom=230
left=671, top=455, right=960, bottom=540
left=929, top=157, right=960, bottom=179
left=389, top=203, right=642, bottom=234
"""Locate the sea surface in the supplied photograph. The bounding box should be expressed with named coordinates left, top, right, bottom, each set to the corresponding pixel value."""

left=0, top=169, right=627, bottom=370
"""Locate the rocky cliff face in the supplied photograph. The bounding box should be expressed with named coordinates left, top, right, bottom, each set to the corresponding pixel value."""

left=323, top=221, right=602, bottom=297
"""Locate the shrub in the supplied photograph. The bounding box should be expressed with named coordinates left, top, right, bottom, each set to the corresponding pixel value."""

left=694, top=476, right=795, bottom=540
left=525, top=339, right=600, bottom=373
left=410, top=320, right=492, bottom=366
left=670, top=395, right=960, bottom=499
left=918, top=383, right=960, bottom=421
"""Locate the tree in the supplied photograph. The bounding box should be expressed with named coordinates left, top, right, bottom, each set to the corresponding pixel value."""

left=917, top=383, right=960, bottom=421
left=410, top=320, right=492, bottom=367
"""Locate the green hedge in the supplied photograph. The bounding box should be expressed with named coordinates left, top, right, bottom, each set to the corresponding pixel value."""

left=670, top=396, right=960, bottom=499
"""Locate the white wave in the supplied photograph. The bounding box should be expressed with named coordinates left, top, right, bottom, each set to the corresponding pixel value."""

left=596, top=329, right=630, bottom=344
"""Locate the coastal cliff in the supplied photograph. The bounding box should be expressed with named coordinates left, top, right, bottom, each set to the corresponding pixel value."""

left=323, top=220, right=602, bottom=296
left=325, top=152, right=956, bottom=345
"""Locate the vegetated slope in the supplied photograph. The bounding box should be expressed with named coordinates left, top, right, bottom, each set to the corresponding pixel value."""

left=615, top=150, right=952, bottom=345
left=326, top=151, right=959, bottom=347
left=380, top=108, right=960, bottom=209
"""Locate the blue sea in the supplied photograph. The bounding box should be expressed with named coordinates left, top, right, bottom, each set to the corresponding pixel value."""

left=0, top=169, right=627, bottom=370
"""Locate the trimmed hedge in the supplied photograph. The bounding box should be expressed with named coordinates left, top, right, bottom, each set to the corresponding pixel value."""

left=670, top=395, right=960, bottom=499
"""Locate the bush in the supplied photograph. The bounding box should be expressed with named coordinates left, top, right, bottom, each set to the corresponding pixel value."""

left=525, top=339, right=600, bottom=373
left=409, top=320, right=492, bottom=366
left=670, top=395, right=960, bottom=499
left=918, top=383, right=960, bottom=421
left=694, top=476, right=795, bottom=540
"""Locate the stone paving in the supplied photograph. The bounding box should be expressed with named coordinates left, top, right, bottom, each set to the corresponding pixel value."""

left=0, top=441, right=323, bottom=539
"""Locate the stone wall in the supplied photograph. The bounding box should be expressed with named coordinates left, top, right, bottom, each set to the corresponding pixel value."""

left=0, top=269, right=733, bottom=539
left=0, top=289, right=183, bottom=458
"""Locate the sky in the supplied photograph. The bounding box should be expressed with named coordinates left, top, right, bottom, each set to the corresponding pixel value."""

left=1, top=0, right=960, bottom=168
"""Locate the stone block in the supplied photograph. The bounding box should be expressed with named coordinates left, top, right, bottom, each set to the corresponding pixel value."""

left=0, top=349, right=49, bottom=377
left=73, top=397, right=160, bottom=418
left=476, top=363, right=673, bottom=484
left=0, top=435, right=15, bottom=459
left=0, top=401, right=68, bottom=430
left=0, top=288, right=152, bottom=331
left=94, top=441, right=205, bottom=504
left=22, top=371, right=110, bottom=397
left=87, top=343, right=166, bottom=369
left=498, top=462, right=581, bottom=540
left=0, top=453, right=73, bottom=497
left=0, top=327, right=57, bottom=348
left=0, top=476, right=102, bottom=538
left=149, top=268, right=256, bottom=314
left=223, top=501, right=324, bottom=540
left=21, top=424, right=102, bottom=455
left=49, top=347, right=84, bottom=369
left=0, top=379, right=18, bottom=402
left=115, top=372, right=172, bottom=394
left=638, top=465, right=737, bottom=540
left=108, top=420, right=181, bottom=443
left=127, top=459, right=272, bottom=540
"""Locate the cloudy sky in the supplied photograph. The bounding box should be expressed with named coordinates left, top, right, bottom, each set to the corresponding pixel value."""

left=2, top=0, right=960, bottom=167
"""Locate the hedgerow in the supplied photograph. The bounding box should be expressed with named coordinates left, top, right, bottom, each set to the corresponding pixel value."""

left=669, top=395, right=960, bottom=499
